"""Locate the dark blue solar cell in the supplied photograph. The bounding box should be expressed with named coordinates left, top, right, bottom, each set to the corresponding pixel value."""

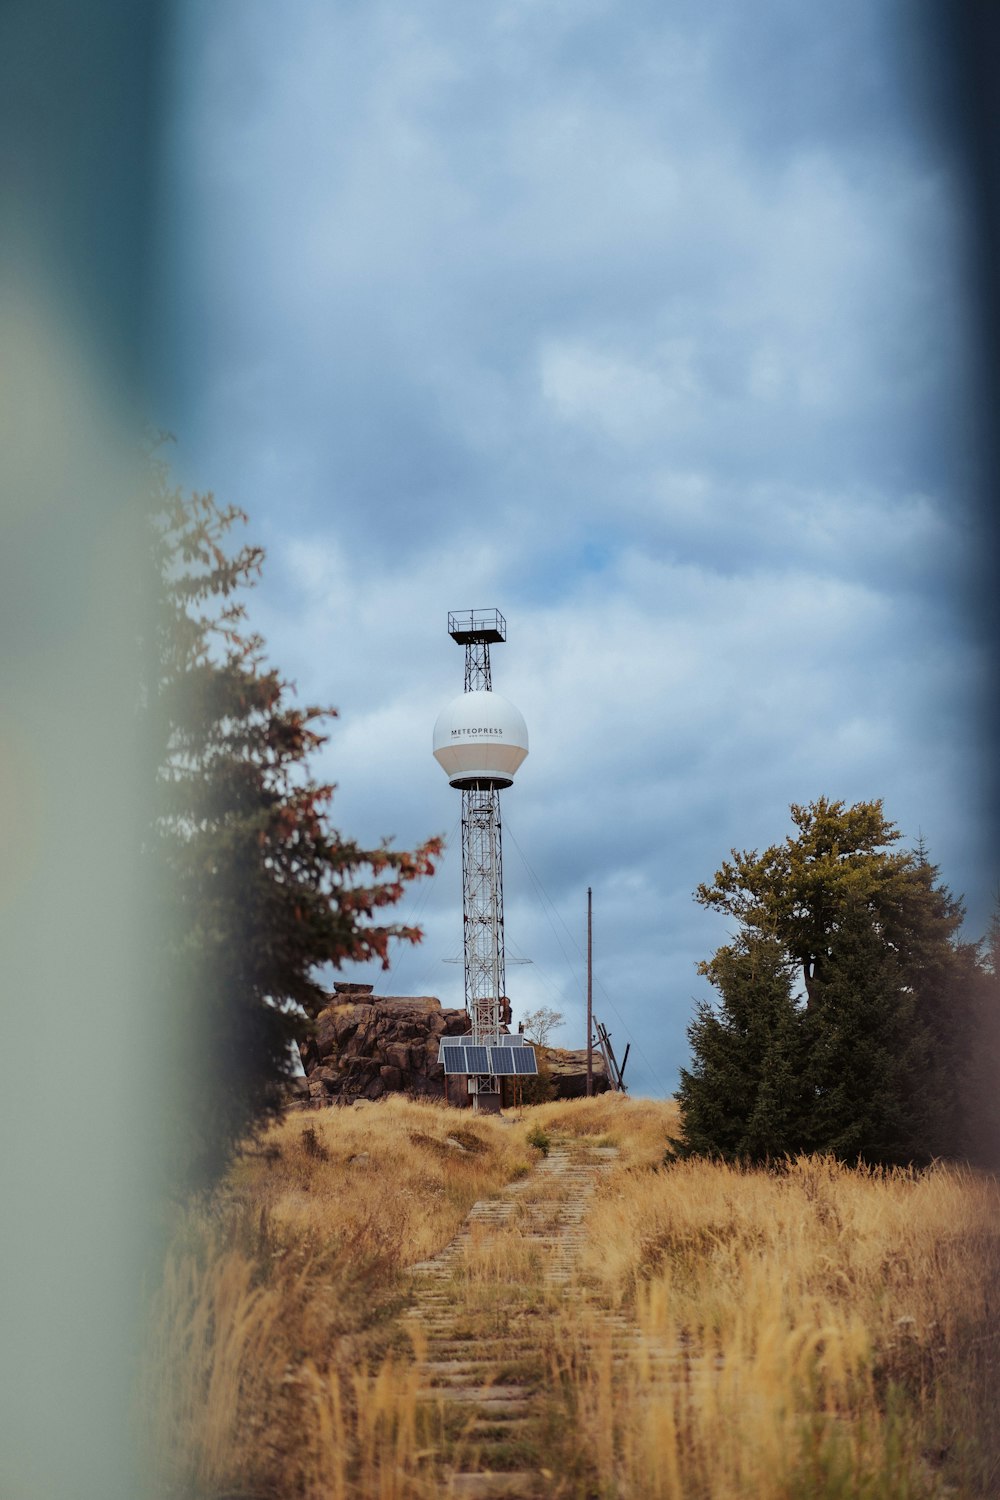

left=439, top=1036, right=466, bottom=1047
left=512, top=1049, right=538, bottom=1075
left=464, top=1045, right=490, bottom=1073
left=489, top=1049, right=516, bottom=1075
left=442, top=1050, right=468, bottom=1074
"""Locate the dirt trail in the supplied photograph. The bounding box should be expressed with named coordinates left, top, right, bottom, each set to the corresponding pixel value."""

left=402, top=1135, right=623, bottom=1499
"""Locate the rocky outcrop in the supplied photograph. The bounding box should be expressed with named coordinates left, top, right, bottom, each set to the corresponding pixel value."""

left=543, top=1046, right=610, bottom=1098
left=297, top=984, right=612, bottom=1105
left=298, top=983, right=471, bottom=1103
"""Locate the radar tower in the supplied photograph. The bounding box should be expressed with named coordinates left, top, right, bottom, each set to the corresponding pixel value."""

left=433, top=610, right=535, bottom=1110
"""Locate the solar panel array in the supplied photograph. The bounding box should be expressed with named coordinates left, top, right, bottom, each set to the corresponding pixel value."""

left=438, top=1037, right=538, bottom=1076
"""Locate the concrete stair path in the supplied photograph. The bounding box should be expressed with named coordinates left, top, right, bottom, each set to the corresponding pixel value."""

left=403, top=1138, right=624, bottom=1499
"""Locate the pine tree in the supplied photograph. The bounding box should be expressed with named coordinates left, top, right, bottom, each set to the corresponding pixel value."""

left=147, top=450, right=441, bottom=1187
left=672, top=934, right=809, bottom=1162
left=958, top=895, right=1000, bottom=1166
left=896, top=840, right=979, bottom=1157
left=803, top=902, right=929, bottom=1165
left=685, top=800, right=980, bottom=1165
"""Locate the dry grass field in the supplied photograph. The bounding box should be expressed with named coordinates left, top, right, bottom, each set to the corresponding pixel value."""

left=141, top=1095, right=1000, bottom=1499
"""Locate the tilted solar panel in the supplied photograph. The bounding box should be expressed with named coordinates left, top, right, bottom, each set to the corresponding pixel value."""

left=438, top=1037, right=538, bottom=1076
left=438, top=1039, right=470, bottom=1063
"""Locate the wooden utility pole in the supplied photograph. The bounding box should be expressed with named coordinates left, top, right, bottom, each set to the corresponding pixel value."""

left=586, top=886, right=593, bottom=1097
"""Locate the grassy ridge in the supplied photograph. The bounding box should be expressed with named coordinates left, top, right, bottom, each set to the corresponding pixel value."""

left=141, top=1096, right=1000, bottom=1498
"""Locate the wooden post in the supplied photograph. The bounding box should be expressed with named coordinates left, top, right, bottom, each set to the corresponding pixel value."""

left=586, top=886, right=593, bottom=1097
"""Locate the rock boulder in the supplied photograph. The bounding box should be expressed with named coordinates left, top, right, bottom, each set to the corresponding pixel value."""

left=299, top=993, right=471, bottom=1103
left=542, top=1046, right=611, bottom=1098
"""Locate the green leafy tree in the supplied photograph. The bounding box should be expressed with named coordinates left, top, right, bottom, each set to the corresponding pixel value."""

left=672, top=934, right=809, bottom=1162
left=685, top=799, right=978, bottom=1164
left=148, top=450, right=441, bottom=1187
left=695, top=798, right=963, bottom=1006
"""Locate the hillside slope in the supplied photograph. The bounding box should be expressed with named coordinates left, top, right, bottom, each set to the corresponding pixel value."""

left=143, top=1095, right=1000, bottom=1499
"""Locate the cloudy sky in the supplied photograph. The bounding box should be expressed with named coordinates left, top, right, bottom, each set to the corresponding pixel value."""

left=154, top=0, right=988, bottom=1097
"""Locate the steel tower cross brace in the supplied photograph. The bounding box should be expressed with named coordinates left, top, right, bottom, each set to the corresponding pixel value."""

left=462, top=785, right=505, bottom=1054
left=464, top=640, right=492, bottom=693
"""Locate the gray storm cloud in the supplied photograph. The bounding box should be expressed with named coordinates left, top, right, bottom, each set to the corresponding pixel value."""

left=159, top=0, right=984, bottom=1096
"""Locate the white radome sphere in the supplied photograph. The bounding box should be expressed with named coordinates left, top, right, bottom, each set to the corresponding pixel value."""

left=433, top=690, right=529, bottom=788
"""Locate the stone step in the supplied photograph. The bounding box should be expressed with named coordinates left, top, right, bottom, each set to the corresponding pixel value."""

left=423, top=1393, right=534, bottom=1415
left=443, top=1470, right=542, bottom=1494
left=422, top=1384, right=534, bottom=1402
left=425, top=1372, right=537, bottom=1391
left=421, top=1345, right=546, bottom=1362
left=465, top=1419, right=536, bottom=1438
left=445, top=1471, right=545, bottom=1498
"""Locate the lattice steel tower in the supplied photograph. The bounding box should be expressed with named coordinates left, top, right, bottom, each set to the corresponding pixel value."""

left=433, top=610, right=529, bottom=1109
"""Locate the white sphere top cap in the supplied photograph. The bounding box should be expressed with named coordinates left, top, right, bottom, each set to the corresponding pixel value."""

left=433, top=690, right=529, bottom=788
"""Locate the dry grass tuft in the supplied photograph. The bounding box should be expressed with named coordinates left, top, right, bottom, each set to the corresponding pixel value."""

left=523, top=1092, right=678, bottom=1167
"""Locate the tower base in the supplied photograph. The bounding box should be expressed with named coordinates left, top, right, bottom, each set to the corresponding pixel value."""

left=472, top=1091, right=502, bottom=1115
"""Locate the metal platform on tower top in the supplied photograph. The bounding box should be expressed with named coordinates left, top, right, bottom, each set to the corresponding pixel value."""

left=448, top=609, right=506, bottom=645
